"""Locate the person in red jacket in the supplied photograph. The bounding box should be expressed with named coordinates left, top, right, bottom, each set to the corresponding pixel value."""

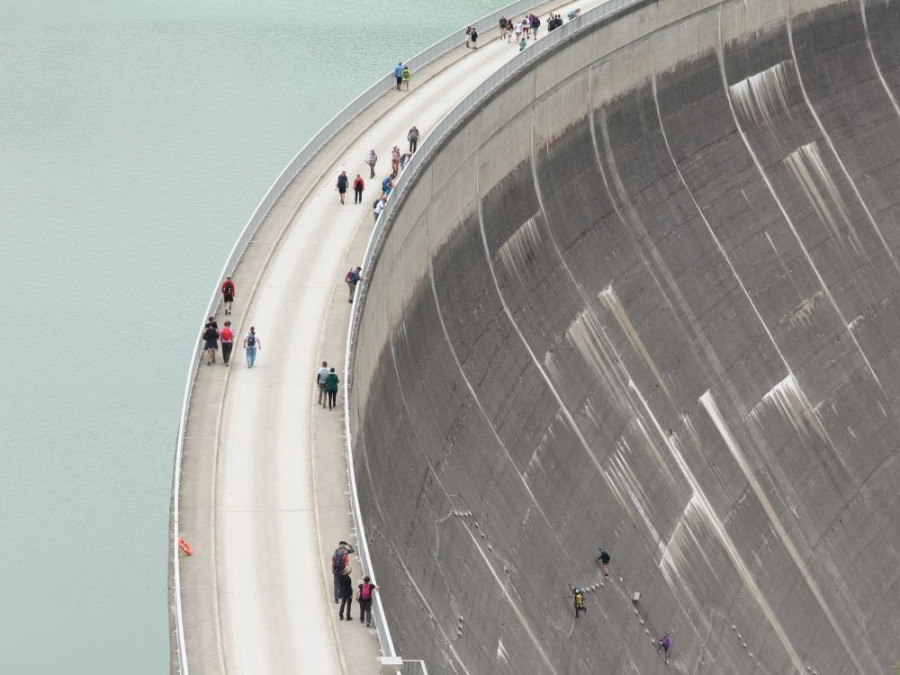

left=353, top=174, right=365, bottom=204
left=220, top=321, right=234, bottom=367
left=222, top=275, right=235, bottom=315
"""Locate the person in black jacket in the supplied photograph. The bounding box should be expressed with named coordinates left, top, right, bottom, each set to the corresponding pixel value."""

left=202, top=318, right=219, bottom=366
left=331, top=541, right=355, bottom=602
left=338, top=567, right=354, bottom=620
left=336, top=170, right=349, bottom=204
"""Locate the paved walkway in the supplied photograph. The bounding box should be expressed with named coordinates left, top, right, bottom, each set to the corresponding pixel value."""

left=176, top=3, right=599, bottom=673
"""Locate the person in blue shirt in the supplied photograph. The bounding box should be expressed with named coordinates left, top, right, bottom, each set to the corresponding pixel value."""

left=394, top=62, right=403, bottom=90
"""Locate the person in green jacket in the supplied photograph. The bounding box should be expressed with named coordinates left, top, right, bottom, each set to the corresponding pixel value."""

left=325, top=367, right=340, bottom=410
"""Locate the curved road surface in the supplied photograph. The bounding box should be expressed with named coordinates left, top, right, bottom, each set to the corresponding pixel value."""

left=175, top=3, right=597, bottom=673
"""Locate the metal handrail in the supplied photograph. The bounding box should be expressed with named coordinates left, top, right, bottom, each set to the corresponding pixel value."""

left=342, top=0, right=635, bottom=664
left=168, top=1, right=582, bottom=671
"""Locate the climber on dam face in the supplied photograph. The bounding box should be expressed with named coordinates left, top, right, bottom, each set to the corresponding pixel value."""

left=564, top=586, right=587, bottom=618
left=596, top=547, right=611, bottom=577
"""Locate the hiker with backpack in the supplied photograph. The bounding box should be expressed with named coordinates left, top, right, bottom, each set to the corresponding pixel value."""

left=331, top=541, right=355, bottom=603
left=345, top=266, right=362, bottom=303
left=220, top=321, right=234, bottom=367
left=564, top=586, right=587, bottom=618
left=221, top=275, right=235, bottom=315
left=357, top=575, right=379, bottom=627
left=316, top=361, right=330, bottom=406
left=243, top=326, right=260, bottom=368
left=352, top=174, right=365, bottom=204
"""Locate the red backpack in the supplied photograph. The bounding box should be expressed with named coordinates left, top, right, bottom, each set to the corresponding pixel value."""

left=359, top=582, right=373, bottom=601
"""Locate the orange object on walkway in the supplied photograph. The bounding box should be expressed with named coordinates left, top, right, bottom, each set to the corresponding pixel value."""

left=178, top=537, right=194, bottom=556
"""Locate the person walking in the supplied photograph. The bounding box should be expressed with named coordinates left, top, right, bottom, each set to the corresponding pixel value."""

left=519, top=35, right=527, bottom=52
left=202, top=321, right=219, bottom=366
left=393, top=62, right=403, bottom=90
left=316, top=361, right=330, bottom=406
left=656, top=632, right=672, bottom=664
left=401, top=64, right=411, bottom=90
left=530, top=13, right=541, bottom=38
left=514, top=20, right=523, bottom=43
left=336, top=170, right=349, bottom=204
left=498, top=15, right=508, bottom=39
left=345, top=266, right=362, bottom=303
left=391, top=146, right=401, bottom=178
left=338, top=567, right=354, bottom=620
left=407, top=125, right=419, bottom=154
left=374, top=196, right=386, bottom=223
left=596, top=547, right=611, bottom=577
left=325, top=367, right=339, bottom=410
left=220, top=321, right=234, bottom=367
left=221, top=275, right=235, bottom=315
left=357, top=575, right=379, bottom=627
left=564, top=586, right=587, bottom=618
left=469, top=26, right=478, bottom=48
left=244, top=326, right=260, bottom=368
left=352, top=174, right=365, bottom=204
left=331, top=541, right=355, bottom=603
left=366, top=149, right=377, bottom=179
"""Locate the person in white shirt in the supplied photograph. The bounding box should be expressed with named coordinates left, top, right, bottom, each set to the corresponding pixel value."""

left=374, top=196, right=386, bottom=223
left=316, top=361, right=330, bottom=406
left=243, top=326, right=261, bottom=368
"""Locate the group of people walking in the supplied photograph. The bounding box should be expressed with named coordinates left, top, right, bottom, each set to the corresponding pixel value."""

left=497, top=9, right=580, bottom=51
left=316, top=360, right=341, bottom=410
left=338, top=125, right=419, bottom=215
left=200, top=276, right=262, bottom=368
left=331, top=541, right=380, bottom=626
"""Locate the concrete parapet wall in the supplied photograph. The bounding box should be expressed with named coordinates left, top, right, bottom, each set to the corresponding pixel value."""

left=350, top=0, right=900, bottom=672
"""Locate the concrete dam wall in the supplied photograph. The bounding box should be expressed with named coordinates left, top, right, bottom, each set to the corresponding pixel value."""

left=349, top=0, right=900, bottom=672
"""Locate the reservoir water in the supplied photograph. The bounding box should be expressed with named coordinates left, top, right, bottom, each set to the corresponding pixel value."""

left=0, top=1, right=499, bottom=671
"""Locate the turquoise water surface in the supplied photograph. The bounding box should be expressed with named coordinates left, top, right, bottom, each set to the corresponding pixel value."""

left=0, top=1, right=499, bottom=671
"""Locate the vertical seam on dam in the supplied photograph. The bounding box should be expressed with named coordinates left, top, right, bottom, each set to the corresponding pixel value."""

left=716, top=6, right=884, bottom=394
left=648, top=68, right=794, bottom=387
left=860, top=0, right=900, bottom=121
left=593, top=86, right=741, bottom=413
left=699, top=390, right=875, bottom=673
left=786, top=2, right=900, bottom=280
left=627, top=382, right=808, bottom=674
left=426, top=258, right=575, bottom=562
left=386, top=337, right=475, bottom=675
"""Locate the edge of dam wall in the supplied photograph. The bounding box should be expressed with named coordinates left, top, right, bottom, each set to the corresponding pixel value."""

left=349, top=0, right=900, bottom=672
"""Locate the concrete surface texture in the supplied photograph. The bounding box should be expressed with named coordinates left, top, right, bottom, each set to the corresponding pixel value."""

left=350, top=0, right=900, bottom=672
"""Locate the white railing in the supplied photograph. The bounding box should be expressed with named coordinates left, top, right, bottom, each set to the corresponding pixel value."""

left=168, top=1, right=601, bottom=672
left=342, top=0, right=637, bottom=667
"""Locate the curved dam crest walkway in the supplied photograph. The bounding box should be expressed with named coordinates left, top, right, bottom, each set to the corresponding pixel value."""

left=173, top=2, right=597, bottom=673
